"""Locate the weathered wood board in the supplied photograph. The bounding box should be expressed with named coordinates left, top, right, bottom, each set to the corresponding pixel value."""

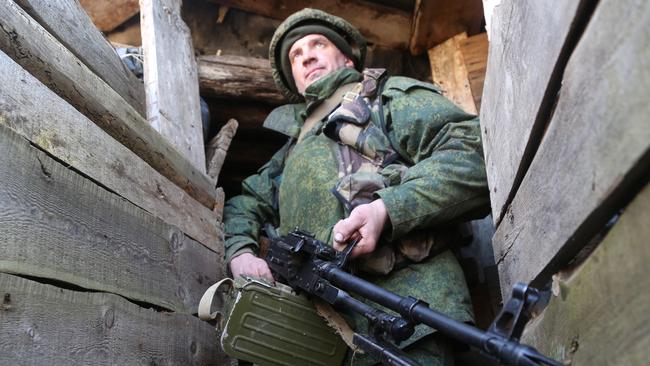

left=140, top=0, right=206, bottom=170
left=79, top=0, right=140, bottom=32
left=0, top=123, right=223, bottom=314
left=208, top=0, right=411, bottom=49
left=198, top=54, right=286, bottom=104
left=16, top=0, right=146, bottom=116
left=0, top=0, right=218, bottom=209
left=428, top=32, right=477, bottom=115
left=459, top=32, right=488, bottom=112
left=492, top=0, right=650, bottom=292
left=480, top=0, right=587, bottom=224
left=0, top=49, right=222, bottom=253
left=0, top=273, right=228, bottom=365
left=521, top=182, right=650, bottom=365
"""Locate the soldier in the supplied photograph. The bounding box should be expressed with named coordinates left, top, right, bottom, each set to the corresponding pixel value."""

left=223, top=8, right=490, bottom=365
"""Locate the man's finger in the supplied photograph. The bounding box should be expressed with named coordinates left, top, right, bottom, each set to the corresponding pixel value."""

left=334, top=215, right=364, bottom=242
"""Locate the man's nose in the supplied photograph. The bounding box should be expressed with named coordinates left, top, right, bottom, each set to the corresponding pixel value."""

left=301, top=48, right=318, bottom=66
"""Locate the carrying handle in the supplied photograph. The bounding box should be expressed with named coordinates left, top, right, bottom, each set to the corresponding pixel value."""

left=198, top=278, right=234, bottom=321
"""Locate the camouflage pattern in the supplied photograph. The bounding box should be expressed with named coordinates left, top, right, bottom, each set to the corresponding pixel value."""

left=269, top=8, right=367, bottom=103
left=223, top=67, right=489, bottom=351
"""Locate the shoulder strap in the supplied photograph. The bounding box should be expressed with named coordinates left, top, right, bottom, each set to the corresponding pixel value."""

left=298, top=82, right=359, bottom=143
left=371, top=73, right=414, bottom=166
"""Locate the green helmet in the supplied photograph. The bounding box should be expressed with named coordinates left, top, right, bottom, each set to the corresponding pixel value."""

left=269, top=8, right=367, bottom=103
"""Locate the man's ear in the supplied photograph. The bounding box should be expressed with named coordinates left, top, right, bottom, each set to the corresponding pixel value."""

left=345, top=57, right=354, bottom=68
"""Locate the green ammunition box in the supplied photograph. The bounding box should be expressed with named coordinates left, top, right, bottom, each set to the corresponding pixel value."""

left=199, top=277, right=347, bottom=366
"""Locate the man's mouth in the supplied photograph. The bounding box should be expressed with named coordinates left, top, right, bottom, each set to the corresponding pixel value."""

left=305, top=67, right=324, bottom=80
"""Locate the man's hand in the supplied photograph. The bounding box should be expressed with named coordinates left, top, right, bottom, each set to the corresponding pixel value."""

left=333, top=199, right=389, bottom=258
left=229, top=252, right=275, bottom=283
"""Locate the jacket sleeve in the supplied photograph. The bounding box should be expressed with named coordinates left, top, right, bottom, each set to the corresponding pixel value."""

left=375, top=80, right=490, bottom=240
left=223, top=143, right=288, bottom=263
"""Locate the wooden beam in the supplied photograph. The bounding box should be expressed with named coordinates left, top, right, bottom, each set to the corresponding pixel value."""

left=410, top=0, right=484, bottom=55
left=521, top=182, right=650, bottom=365
left=0, top=273, right=229, bottom=364
left=428, top=32, right=477, bottom=115
left=198, top=54, right=286, bottom=104
left=140, top=0, right=206, bottom=170
left=15, top=0, right=145, bottom=116
left=79, top=0, right=140, bottom=32
left=492, top=0, right=650, bottom=292
left=0, top=50, right=222, bottom=252
left=0, top=1, right=217, bottom=209
left=207, top=0, right=412, bottom=49
left=0, top=123, right=224, bottom=313
left=480, top=0, right=587, bottom=225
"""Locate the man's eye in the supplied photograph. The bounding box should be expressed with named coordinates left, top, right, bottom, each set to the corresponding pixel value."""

left=315, top=42, right=325, bottom=48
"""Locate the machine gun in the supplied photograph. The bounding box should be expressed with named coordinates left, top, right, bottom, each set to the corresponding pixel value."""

left=266, top=229, right=563, bottom=366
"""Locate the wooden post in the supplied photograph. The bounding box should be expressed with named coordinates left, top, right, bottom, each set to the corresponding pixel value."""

left=140, top=0, right=206, bottom=171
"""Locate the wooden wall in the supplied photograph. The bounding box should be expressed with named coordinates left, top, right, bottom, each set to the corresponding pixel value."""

left=0, top=0, right=228, bottom=364
left=481, top=0, right=650, bottom=362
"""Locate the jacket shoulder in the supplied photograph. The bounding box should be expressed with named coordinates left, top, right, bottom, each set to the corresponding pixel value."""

left=383, top=76, right=442, bottom=95
left=262, top=104, right=304, bottom=138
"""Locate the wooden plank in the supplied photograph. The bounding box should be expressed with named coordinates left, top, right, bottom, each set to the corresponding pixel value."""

left=16, top=0, right=146, bottom=116
left=207, top=0, right=412, bottom=49
left=206, top=119, right=238, bottom=182
left=140, top=0, right=206, bottom=170
left=480, top=0, right=587, bottom=224
left=409, top=0, right=484, bottom=55
left=0, top=50, right=222, bottom=253
left=198, top=54, right=286, bottom=104
left=0, top=273, right=229, bottom=365
left=79, top=0, right=140, bottom=32
left=492, top=0, right=650, bottom=292
left=521, top=182, right=650, bottom=365
left=0, top=0, right=217, bottom=209
left=428, top=32, right=477, bottom=115
left=459, top=32, right=488, bottom=112
left=0, top=123, right=224, bottom=313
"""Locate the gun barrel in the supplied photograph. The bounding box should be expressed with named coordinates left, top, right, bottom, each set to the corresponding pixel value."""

left=318, top=261, right=486, bottom=345
left=318, top=261, right=561, bottom=366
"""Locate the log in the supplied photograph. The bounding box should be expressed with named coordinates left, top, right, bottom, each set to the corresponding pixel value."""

left=0, top=50, right=222, bottom=252
left=79, top=0, right=140, bottom=32
left=207, top=0, right=411, bottom=49
left=140, top=0, right=206, bottom=170
left=0, top=123, right=224, bottom=313
left=521, top=182, right=650, bottom=365
left=480, top=0, right=591, bottom=225
left=0, top=0, right=218, bottom=208
left=16, top=0, right=145, bottom=116
left=198, top=54, right=286, bottom=104
left=0, top=273, right=229, bottom=365
left=410, top=0, right=484, bottom=55
left=428, top=32, right=477, bottom=115
left=492, top=0, right=650, bottom=292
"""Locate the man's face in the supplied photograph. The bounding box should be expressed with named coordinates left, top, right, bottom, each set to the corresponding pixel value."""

left=288, top=34, right=354, bottom=94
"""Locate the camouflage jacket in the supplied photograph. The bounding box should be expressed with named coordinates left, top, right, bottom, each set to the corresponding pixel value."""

left=223, top=68, right=489, bottom=343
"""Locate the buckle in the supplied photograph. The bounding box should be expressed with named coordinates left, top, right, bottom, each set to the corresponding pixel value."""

left=342, top=91, right=359, bottom=103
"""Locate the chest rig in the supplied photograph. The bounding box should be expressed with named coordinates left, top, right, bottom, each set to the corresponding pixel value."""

left=321, top=68, right=398, bottom=167
left=287, top=70, right=452, bottom=275
left=300, top=69, right=406, bottom=214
